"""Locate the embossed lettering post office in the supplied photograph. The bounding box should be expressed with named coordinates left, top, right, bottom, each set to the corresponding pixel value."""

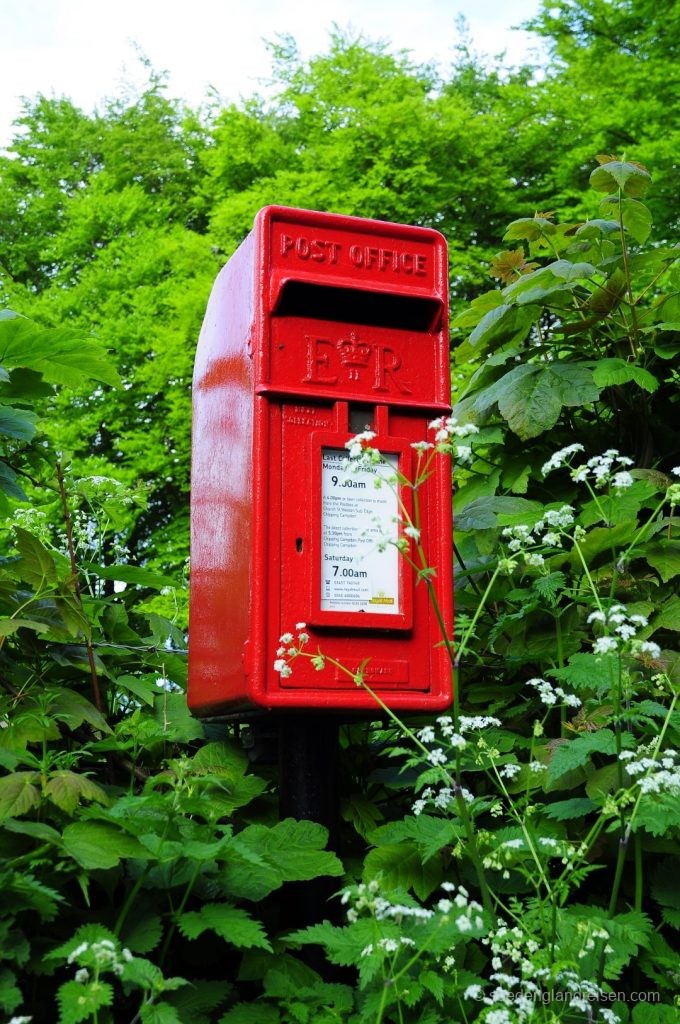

left=189, top=206, right=453, bottom=713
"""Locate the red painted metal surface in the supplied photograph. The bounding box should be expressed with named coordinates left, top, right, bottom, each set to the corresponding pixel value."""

left=188, top=206, right=453, bottom=714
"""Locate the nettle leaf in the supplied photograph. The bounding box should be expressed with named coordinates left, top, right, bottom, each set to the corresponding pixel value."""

left=0, top=772, right=41, bottom=818
left=218, top=1001, right=281, bottom=1023
left=474, top=362, right=600, bottom=440
left=547, top=729, right=618, bottom=783
left=57, top=980, right=114, bottom=1024
left=650, top=595, right=680, bottom=634
left=590, top=357, right=659, bottom=392
left=178, top=903, right=272, bottom=950
left=589, top=160, right=652, bottom=198
left=549, top=653, right=617, bottom=693
left=238, top=819, right=343, bottom=885
left=0, top=404, right=38, bottom=441
left=0, top=616, right=51, bottom=637
left=50, top=689, right=112, bottom=733
left=139, top=1003, right=184, bottom=1024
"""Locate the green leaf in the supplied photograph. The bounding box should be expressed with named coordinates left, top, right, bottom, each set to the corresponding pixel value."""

left=503, top=216, right=556, bottom=241
left=120, top=913, right=163, bottom=954
left=474, top=362, right=600, bottom=440
left=0, top=314, right=120, bottom=387
left=455, top=495, right=543, bottom=533
left=153, top=692, right=204, bottom=742
left=57, top=980, right=114, bottom=1024
left=0, top=460, right=27, bottom=500
left=466, top=304, right=537, bottom=353
left=140, top=1002, right=184, bottom=1024
left=363, top=841, right=442, bottom=901
left=95, top=563, right=178, bottom=589
left=451, top=289, right=505, bottom=330
left=543, top=798, right=597, bottom=821
left=45, top=771, right=110, bottom=814
left=0, top=772, right=41, bottom=818
left=0, top=616, right=51, bottom=636
left=62, top=821, right=151, bottom=869
left=238, top=819, right=343, bottom=886
left=546, top=729, right=618, bottom=783
left=14, top=527, right=63, bottom=587
left=591, top=357, right=658, bottom=392
left=650, top=595, right=680, bottom=633
left=633, top=1005, right=680, bottom=1024
left=219, top=1003, right=281, bottom=1024
left=642, top=542, right=680, bottom=582
left=590, top=161, right=652, bottom=198
left=50, top=689, right=112, bottom=733
left=178, top=903, right=272, bottom=951
left=548, top=653, right=616, bottom=693
left=0, top=404, right=38, bottom=441
left=634, top=794, right=680, bottom=837
left=115, top=673, right=157, bottom=706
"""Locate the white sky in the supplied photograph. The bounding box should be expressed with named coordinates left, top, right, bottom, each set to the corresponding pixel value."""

left=0, top=0, right=546, bottom=148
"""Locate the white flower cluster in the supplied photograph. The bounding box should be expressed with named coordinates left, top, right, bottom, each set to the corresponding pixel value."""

left=273, top=623, right=309, bottom=678
left=412, top=783, right=474, bottom=816
left=469, top=923, right=617, bottom=1024
left=501, top=505, right=576, bottom=570
left=345, top=429, right=376, bottom=459
left=588, top=605, right=661, bottom=659
left=427, top=416, right=479, bottom=464
left=620, top=745, right=680, bottom=795
left=67, top=938, right=133, bottom=979
left=543, top=445, right=635, bottom=490
left=527, top=677, right=581, bottom=709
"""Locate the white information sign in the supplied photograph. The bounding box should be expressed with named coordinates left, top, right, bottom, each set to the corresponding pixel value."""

left=320, top=448, right=400, bottom=614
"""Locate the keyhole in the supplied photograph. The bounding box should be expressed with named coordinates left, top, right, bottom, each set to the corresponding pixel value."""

left=295, top=537, right=303, bottom=553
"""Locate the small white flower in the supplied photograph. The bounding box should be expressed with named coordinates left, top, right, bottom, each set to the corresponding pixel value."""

left=593, top=636, right=618, bottom=655
left=295, top=622, right=306, bottom=630
left=279, top=632, right=293, bottom=644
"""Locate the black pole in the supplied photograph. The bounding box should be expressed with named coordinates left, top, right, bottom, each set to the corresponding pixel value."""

left=278, top=714, right=341, bottom=932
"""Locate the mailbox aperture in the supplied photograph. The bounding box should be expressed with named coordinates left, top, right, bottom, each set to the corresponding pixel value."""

left=189, top=206, right=453, bottom=714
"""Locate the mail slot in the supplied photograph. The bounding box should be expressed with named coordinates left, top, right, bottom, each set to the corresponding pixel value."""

left=188, top=206, right=453, bottom=713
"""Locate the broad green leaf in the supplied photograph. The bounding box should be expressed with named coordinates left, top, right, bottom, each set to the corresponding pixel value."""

left=591, top=357, right=658, bottom=393
left=467, top=303, right=537, bottom=353
left=543, top=798, right=597, bottom=821
left=14, top=527, right=62, bottom=587
left=0, top=772, right=41, bottom=818
left=474, top=362, right=600, bottom=440
left=2, top=817, right=63, bottom=844
left=0, top=404, right=38, bottom=441
left=503, top=216, right=556, bottom=241
left=455, top=495, right=543, bottom=532
left=363, top=841, right=442, bottom=900
left=546, top=729, right=618, bottom=783
left=575, top=219, right=620, bottom=237
left=62, top=821, right=151, bottom=869
left=95, top=563, right=177, bottom=589
left=115, top=673, right=157, bottom=706
left=633, top=1005, right=680, bottom=1024
left=569, top=522, right=637, bottom=568
left=50, top=689, right=112, bottom=733
left=178, top=903, right=272, bottom=950
left=238, top=819, right=343, bottom=885
left=45, top=771, right=110, bottom=814
left=0, top=314, right=120, bottom=387
left=590, top=160, right=651, bottom=197
left=153, top=692, right=204, bottom=742
left=0, top=617, right=51, bottom=636
left=641, top=542, right=680, bottom=582
left=622, top=198, right=653, bottom=243
left=651, top=596, right=680, bottom=633
left=192, top=740, right=249, bottom=776
left=451, top=289, right=505, bottom=330
left=634, top=794, right=680, bottom=837
left=0, top=460, right=27, bottom=500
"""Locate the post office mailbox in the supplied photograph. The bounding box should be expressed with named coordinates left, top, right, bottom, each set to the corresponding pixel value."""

left=188, top=206, right=453, bottom=714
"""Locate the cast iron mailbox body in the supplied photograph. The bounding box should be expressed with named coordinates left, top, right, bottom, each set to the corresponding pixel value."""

left=189, top=206, right=453, bottom=714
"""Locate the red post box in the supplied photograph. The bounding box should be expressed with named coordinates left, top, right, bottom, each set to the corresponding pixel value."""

left=188, top=206, right=453, bottom=714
